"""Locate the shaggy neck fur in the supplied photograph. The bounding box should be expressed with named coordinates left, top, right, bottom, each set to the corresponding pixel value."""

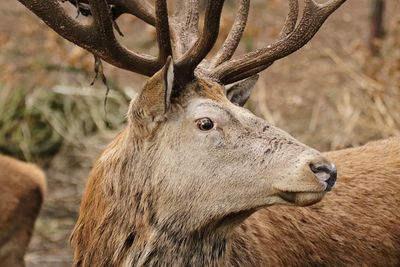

left=130, top=228, right=229, bottom=266
left=70, top=126, right=243, bottom=267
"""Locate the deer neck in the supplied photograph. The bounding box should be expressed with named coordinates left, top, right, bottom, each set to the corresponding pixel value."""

left=101, top=132, right=234, bottom=266
left=75, top=128, right=247, bottom=266
left=124, top=227, right=230, bottom=266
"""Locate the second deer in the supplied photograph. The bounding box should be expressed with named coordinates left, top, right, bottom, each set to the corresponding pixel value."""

left=0, top=155, right=46, bottom=267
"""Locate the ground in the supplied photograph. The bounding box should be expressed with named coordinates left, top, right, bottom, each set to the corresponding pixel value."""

left=0, top=1, right=399, bottom=266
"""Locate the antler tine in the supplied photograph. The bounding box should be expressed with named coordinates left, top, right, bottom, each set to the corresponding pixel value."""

left=155, top=0, right=173, bottom=64
left=65, top=0, right=156, bottom=25
left=89, top=0, right=161, bottom=73
left=175, top=0, right=225, bottom=85
left=279, top=0, right=299, bottom=38
left=18, top=0, right=160, bottom=76
left=212, top=0, right=347, bottom=85
left=211, top=0, right=250, bottom=68
left=171, top=0, right=200, bottom=58
left=112, top=0, right=155, bottom=25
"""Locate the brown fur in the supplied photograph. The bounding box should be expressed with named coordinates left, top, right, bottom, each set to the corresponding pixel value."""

left=231, top=137, right=400, bottom=266
left=0, top=155, right=46, bottom=267
left=71, top=73, right=398, bottom=266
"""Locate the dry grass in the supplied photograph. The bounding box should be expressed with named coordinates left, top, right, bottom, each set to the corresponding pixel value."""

left=0, top=82, right=130, bottom=163
left=248, top=0, right=400, bottom=150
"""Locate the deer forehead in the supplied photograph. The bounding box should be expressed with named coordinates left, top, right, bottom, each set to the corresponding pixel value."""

left=187, top=99, right=233, bottom=119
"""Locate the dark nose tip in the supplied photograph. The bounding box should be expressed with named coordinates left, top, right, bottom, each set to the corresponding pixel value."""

left=309, top=162, right=337, bottom=192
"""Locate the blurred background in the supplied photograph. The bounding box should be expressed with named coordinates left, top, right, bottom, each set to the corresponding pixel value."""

left=0, top=0, right=399, bottom=266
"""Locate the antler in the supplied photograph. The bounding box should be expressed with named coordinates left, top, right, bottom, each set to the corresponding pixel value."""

left=18, top=0, right=161, bottom=76
left=209, top=0, right=347, bottom=84
left=18, top=0, right=346, bottom=88
left=64, top=0, right=155, bottom=24
left=171, top=0, right=200, bottom=57
left=174, top=0, right=225, bottom=84
left=17, top=0, right=226, bottom=85
left=211, top=0, right=250, bottom=68
left=155, top=0, right=172, bottom=64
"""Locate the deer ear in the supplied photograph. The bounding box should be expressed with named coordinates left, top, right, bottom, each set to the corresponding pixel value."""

left=225, top=75, right=259, bottom=107
left=128, top=57, right=174, bottom=134
left=163, top=57, right=174, bottom=111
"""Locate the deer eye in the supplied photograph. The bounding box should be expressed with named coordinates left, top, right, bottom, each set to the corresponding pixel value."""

left=196, top=118, right=214, bottom=131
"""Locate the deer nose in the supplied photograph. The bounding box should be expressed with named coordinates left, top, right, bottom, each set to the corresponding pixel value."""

left=309, top=162, right=337, bottom=192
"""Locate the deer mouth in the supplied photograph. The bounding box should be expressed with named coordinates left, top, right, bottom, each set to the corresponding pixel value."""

left=278, top=191, right=326, bottom=206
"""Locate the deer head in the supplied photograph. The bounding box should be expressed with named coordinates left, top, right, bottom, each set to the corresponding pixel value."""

left=18, top=0, right=345, bottom=265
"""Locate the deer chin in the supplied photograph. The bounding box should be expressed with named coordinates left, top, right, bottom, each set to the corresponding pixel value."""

left=277, top=191, right=326, bottom=206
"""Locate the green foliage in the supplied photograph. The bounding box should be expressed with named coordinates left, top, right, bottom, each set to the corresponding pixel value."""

left=0, top=86, right=61, bottom=160
left=0, top=84, right=130, bottom=162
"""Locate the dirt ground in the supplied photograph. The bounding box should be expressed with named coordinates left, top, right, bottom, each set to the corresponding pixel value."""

left=0, top=1, right=399, bottom=266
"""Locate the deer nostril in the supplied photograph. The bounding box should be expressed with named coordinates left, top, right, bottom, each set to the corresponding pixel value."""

left=309, top=162, right=337, bottom=192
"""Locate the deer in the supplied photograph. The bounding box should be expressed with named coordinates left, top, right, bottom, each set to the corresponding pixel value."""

left=15, top=0, right=400, bottom=266
left=0, top=154, right=46, bottom=267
